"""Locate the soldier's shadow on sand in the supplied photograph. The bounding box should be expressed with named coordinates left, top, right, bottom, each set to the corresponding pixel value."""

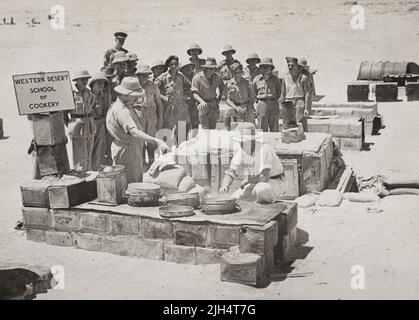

left=0, top=136, right=10, bottom=140
left=362, top=142, right=374, bottom=151
left=268, top=228, right=314, bottom=284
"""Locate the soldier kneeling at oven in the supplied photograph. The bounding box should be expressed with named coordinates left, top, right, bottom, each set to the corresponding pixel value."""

left=219, top=122, right=285, bottom=204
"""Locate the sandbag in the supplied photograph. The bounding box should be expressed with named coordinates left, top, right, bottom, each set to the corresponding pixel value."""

left=377, top=189, right=390, bottom=198
left=188, top=184, right=206, bottom=198
left=147, top=153, right=177, bottom=178
left=160, top=187, right=180, bottom=196
left=383, top=176, right=419, bottom=190
left=388, top=188, right=419, bottom=196
left=143, top=165, right=186, bottom=190
left=294, top=193, right=319, bottom=208
left=317, top=190, right=343, bottom=207
left=343, top=192, right=380, bottom=203
left=252, top=182, right=276, bottom=204
left=178, top=175, right=196, bottom=193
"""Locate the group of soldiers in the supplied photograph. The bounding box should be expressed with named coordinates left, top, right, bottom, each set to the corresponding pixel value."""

left=65, top=31, right=316, bottom=183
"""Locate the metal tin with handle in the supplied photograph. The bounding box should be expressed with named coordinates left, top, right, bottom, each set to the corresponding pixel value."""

left=201, top=195, right=240, bottom=215
left=125, top=182, right=161, bottom=207
left=166, top=192, right=200, bottom=209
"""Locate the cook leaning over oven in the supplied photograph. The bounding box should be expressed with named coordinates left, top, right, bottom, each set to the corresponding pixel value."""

left=219, top=122, right=285, bottom=204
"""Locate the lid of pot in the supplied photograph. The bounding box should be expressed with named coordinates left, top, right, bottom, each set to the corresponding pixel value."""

left=167, top=192, right=199, bottom=200
left=159, top=205, right=195, bottom=218
left=202, top=195, right=236, bottom=204
left=127, top=182, right=161, bottom=192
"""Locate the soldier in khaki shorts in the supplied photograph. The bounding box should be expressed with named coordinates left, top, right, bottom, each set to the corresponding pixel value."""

left=281, top=57, right=310, bottom=131
left=223, top=62, right=256, bottom=130
left=135, top=65, right=163, bottom=167
left=180, top=60, right=199, bottom=137
left=251, top=57, right=282, bottom=132
left=66, top=70, right=96, bottom=171
left=191, top=57, right=225, bottom=130
left=156, top=55, right=191, bottom=144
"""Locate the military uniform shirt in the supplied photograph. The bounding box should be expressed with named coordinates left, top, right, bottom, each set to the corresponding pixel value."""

left=191, top=71, right=224, bottom=101
left=156, top=71, right=188, bottom=102
left=243, top=66, right=261, bottom=83
left=252, top=74, right=282, bottom=100
left=218, top=58, right=240, bottom=82
left=225, top=77, right=254, bottom=104
left=139, top=80, right=160, bottom=108
left=72, top=87, right=94, bottom=115
left=106, top=98, right=143, bottom=146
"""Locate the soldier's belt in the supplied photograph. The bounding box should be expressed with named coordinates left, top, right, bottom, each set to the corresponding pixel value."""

left=233, top=100, right=250, bottom=106
left=71, top=113, right=93, bottom=119
left=139, top=104, right=156, bottom=109
left=258, top=97, right=277, bottom=102
left=285, top=97, right=304, bottom=102
left=203, top=97, right=217, bottom=103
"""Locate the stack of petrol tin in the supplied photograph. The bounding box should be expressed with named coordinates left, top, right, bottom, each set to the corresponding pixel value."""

left=31, top=111, right=70, bottom=176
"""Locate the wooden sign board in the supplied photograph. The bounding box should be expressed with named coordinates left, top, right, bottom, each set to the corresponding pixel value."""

left=13, top=71, right=76, bottom=115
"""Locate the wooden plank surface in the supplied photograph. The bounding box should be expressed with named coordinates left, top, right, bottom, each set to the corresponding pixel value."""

left=74, top=200, right=288, bottom=226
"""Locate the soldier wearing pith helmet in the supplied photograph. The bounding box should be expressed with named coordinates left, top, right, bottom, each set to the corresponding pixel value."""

left=103, top=32, right=129, bottom=68
left=89, top=72, right=111, bottom=170
left=110, top=51, right=129, bottom=102
left=66, top=69, right=96, bottom=171
left=150, top=59, right=167, bottom=82
left=251, top=57, right=282, bottom=132
left=187, top=43, right=203, bottom=75
left=180, top=60, right=199, bottom=135
left=218, top=44, right=240, bottom=82
left=243, top=53, right=261, bottom=83
left=223, top=62, right=256, bottom=131
left=126, top=52, right=139, bottom=76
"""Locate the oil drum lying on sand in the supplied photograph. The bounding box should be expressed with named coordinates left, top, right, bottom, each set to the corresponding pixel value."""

left=357, top=61, right=419, bottom=81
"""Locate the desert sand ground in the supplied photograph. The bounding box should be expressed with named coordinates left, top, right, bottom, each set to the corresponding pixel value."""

left=1, top=0, right=419, bottom=299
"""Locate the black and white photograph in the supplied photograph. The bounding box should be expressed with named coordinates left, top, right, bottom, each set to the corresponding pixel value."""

left=1, top=0, right=419, bottom=302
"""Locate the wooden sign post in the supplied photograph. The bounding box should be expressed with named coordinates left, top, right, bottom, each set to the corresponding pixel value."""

left=12, top=71, right=75, bottom=115
left=13, top=71, right=76, bottom=177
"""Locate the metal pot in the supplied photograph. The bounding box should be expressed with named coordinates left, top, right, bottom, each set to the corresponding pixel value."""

left=201, top=195, right=240, bottom=215
left=159, top=205, right=195, bottom=219
left=126, top=182, right=160, bottom=207
left=166, top=192, right=200, bottom=209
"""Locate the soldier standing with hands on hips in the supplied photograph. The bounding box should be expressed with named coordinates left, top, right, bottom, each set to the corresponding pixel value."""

left=191, top=57, right=225, bottom=130
left=281, top=57, right=311, bottom=131
left=251, top=57, right=282, bottom=132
